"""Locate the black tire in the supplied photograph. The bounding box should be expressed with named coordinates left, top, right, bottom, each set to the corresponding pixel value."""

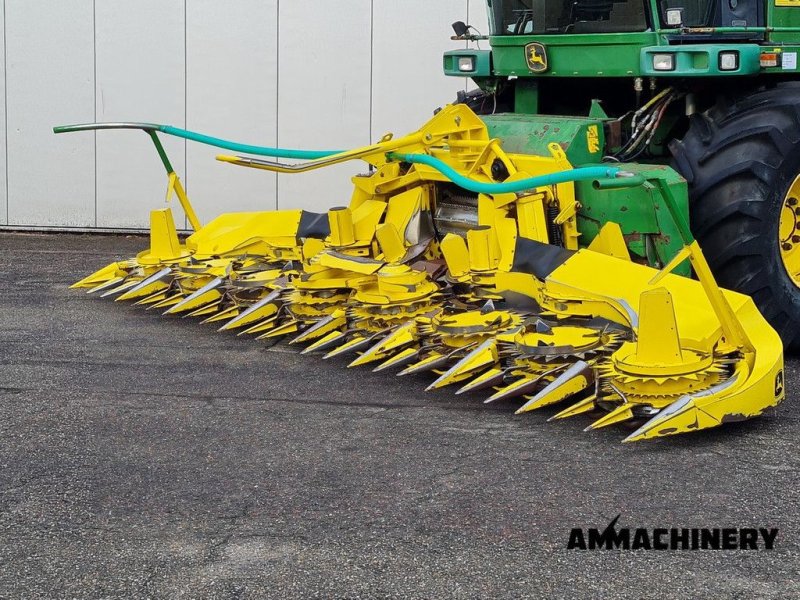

left=670, top=82, right=800, bottom=350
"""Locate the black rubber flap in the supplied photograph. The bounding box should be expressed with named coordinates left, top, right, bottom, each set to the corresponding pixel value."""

left=511, top=237, right=574, bottom=279
left=298, top=211, right=331, bottom=239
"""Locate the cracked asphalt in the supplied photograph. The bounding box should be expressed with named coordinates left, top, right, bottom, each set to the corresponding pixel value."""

left=0, top=232, right=797, bottom=599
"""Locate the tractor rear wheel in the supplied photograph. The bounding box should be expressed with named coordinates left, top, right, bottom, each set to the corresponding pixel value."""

left=671, top=83, right=800, bottom=350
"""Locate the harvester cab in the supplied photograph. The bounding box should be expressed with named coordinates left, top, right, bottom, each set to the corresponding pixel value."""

left=445, top=0, right=800, bottom=351
left=55, top=0, right=789, bottom=441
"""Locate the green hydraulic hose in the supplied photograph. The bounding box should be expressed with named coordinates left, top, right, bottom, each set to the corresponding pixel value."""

left=54, top=122, right=631, bottom=194
left=158, top=125, right=342, bottom=159
left=53, top=122, right=343, bottom=160
left=386, top=152, right=622, bottom=194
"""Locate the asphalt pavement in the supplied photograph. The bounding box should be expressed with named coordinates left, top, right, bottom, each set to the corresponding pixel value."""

left=0, top=232, right=797, bottom=599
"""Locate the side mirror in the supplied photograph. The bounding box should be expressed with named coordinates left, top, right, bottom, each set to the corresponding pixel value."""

left=452, top=21, right=470, bottom=38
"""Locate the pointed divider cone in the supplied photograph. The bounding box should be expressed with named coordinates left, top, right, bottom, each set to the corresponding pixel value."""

left=148, top=293, right=184, bottom=310
left=425, top=340, right=496, bottom=391
left=99, top=278, right=143, bottom=298
left=86, top=276, right=126, bottom=295
left=71, top=262, right=126, bottom=289
left=515, top=361, right=592, bottom=414
left=373, top=347, right=420, bottom=372
left=584, top=404, right=635, bottom=431
left=241, top=317, right=277, bottom=336
left=301, top=330, right=348, bottom=354
left=621, top=395, right=717, bottom=443
left=164, top=277, right=224, bottom=315
left=185, top=300, right=222, bottom=318
left=348, top=324, right=416, bottom=368
left=348, top=342, right=396, bottom=368
left=202, top=305, right=240, bottom=324
left=134, top=291, right=169, bottom=306
left=218, top=289, right=282, bottom=331
left=323, top=334, right=377, bottom=359
left=289, top=311, right=347, bottom=345
left=398, top=352, right=450, bottom=376
left=256, top=319, right=298, bottom=339
left=455, top=367, right=506, bottom=395
left=240, top=316, right=280, bottom=336
left=117, top=279, right=166, bottom=302
left=485, top=372, right=550, bottom=404
left=115, top=267, right=174, bottom=301
left=87, top=277, right=126, bottom=296
left=548, top=394, right=598, bottom=421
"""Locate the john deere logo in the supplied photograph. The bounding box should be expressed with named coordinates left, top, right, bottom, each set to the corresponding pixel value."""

left=525, top=42, right=548, bottom=73
left=775, top=370, right=784, bottom=397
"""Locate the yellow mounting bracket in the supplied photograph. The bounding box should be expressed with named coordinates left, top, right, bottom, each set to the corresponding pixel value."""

left=649, top=179, right=753, bottom=354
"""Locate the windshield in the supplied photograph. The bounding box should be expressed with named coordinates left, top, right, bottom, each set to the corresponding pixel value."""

left=488, top=0, right=648, bottom=34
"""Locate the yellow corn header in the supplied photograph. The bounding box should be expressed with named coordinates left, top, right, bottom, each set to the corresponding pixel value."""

left=56, top=104, right=784, bottom=441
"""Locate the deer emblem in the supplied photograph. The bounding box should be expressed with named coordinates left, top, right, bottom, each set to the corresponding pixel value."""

left=525, top=42, right=548, bottom=73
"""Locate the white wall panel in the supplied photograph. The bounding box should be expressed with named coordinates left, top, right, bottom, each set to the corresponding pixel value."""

left=276, top=0, right=372, bottom=213
left=2, top=1, right=490, bottom=229
left=0, top=0, right=6, bottom=225
left=95, top=0, right=185, bottom=228
left=371, top=1, right=466, bottom=140
left=6, top=0, right=94, bottom=227
left=186, top=0, right=277, bottom=223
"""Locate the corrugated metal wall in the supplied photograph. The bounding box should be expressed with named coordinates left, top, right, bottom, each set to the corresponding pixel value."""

left=0, top=0, right=488, bottom=230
